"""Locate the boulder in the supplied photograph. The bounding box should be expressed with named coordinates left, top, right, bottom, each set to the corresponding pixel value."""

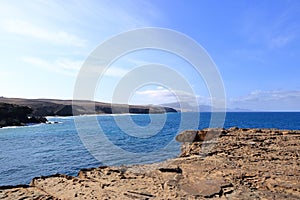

left=176, top=129, right=224, bottom=142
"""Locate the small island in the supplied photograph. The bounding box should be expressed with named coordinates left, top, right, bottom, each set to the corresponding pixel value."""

left=0, top=127, right=299, bottom=199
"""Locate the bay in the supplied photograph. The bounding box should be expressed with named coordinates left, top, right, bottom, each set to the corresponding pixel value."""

left=0, top=112, right=300, bottom=186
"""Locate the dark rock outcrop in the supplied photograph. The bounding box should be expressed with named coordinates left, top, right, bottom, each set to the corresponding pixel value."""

left=0, top=103, right=47, bottom=128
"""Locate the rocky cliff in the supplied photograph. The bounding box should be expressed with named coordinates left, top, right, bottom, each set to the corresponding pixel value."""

left=0, top=128, right=299, bottom=199
left=0, top=103, right=47, bottom=128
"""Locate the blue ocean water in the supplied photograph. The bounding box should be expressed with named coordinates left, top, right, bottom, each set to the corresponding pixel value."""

left=0, top=112, right=299, bottom=186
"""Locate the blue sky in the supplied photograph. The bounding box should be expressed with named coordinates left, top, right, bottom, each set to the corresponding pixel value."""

left=0, top=0, right=299, bottom=111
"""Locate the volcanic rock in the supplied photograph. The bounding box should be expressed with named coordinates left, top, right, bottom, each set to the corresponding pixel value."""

left=0, top=103, right=47, bottom=127
left=0, top=128, right=299, bottom=199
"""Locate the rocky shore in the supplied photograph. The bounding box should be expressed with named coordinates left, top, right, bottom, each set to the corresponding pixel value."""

left=0, top=103, right=47, bottom=128
left=1, top=128, right=299, bottom=199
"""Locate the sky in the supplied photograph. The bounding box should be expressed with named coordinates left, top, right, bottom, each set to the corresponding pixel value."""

left=0, top=0, right=299, bottom=111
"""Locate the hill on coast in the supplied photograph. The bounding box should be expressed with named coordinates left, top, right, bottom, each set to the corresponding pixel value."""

left=0, top=97, right=177, bottom=117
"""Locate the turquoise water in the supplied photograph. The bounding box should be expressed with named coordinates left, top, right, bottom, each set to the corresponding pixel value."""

left=0, top=112, right=300, bottom=186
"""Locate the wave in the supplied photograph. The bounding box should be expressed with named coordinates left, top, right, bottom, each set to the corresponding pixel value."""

left=0, top=123, right=44, bottom=130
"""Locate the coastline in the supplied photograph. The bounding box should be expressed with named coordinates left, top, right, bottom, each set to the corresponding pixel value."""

left=0, top=97, right=177, bottom=118
left=0, top=97, right=177, bottom=128
left=0, top=103, right=48, bottom=128
left=1, top=127, right=299, bottom=199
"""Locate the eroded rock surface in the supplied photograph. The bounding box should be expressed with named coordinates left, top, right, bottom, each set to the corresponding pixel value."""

left=1, top=128, right=299, bottom=199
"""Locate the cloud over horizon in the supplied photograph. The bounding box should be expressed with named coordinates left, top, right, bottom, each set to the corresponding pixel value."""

left=229, top=90, right=300, bottom=111
left=128, top=87, right=300, bottom=112
left=129, top=86, right=211, bottom=107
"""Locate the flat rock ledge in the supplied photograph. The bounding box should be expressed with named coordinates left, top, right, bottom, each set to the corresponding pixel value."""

left=1, top=128, right=299, bottom=199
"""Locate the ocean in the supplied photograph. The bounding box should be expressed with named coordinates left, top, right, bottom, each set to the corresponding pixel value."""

left=0, top=112, right=300, bottom=186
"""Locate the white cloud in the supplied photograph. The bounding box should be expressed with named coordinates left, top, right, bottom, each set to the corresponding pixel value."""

left=21, top=56, right=83, bottom=76
left=229, top=90, right=300, bottom=111
left=1, top=19, right=86, bottom=47
left=130, top=87, right=203, bottom=106
left=133, top=89, right=300, bottom=111
left=135, top=88, right=176, bottom=103
left=21, top=56, right=131, bottom=78
left=130, top=88, right=175, bottom=105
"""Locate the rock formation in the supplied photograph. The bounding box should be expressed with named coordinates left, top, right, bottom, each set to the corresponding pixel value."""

left=0, top=128, right=299, bottom=199
left=0, top=103, right=47, bottom=128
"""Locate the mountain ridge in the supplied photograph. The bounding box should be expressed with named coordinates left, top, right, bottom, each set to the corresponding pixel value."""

left=161, top=102, right=252, bottom=112
left=0, top=97, right=177, bottom=117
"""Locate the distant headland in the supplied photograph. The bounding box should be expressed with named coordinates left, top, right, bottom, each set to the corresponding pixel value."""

left=0, top=97, right=177, bottom=128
